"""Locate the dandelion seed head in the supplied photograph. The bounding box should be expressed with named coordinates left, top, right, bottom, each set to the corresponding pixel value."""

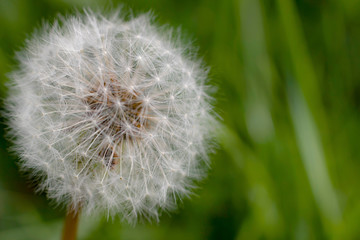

left=6, top=9, right=218, bottom=224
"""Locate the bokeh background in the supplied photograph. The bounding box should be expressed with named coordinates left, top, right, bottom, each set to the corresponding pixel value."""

left=1, top=0, right=360, bottom=239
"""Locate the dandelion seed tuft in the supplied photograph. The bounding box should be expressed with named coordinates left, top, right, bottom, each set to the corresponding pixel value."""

left=6, top=9, right=218, bottom=223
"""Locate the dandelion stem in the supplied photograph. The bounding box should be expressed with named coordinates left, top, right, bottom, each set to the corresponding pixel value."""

left=62, top=206, right=80, bottom=240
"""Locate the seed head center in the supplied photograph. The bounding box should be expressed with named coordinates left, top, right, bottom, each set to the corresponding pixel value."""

left=84, top=78, right=149, bottom=167
left=85, top=78, right=148, bottom=139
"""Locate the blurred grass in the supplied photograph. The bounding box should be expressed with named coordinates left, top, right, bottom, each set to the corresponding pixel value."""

left=1, top=0, right=360, bottom=239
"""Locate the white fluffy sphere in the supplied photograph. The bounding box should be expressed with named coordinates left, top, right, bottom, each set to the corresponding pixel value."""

left=6, top=10, right=217, bottom=223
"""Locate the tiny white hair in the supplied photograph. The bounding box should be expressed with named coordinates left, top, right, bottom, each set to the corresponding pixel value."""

left=6, top=9, right=218, bottom=224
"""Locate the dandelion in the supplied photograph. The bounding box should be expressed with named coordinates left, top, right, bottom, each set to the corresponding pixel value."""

left=6, top=9, right=218, bottom=238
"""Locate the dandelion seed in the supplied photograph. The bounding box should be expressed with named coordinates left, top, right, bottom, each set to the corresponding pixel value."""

left=6, top=9, right=218, bottom=224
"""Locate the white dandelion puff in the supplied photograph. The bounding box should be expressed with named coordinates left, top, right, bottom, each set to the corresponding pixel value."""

left=6, top=9, right=218, bottom=223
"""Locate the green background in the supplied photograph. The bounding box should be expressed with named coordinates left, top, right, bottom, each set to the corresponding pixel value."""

left=1, top=0, right=360, bottom=239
